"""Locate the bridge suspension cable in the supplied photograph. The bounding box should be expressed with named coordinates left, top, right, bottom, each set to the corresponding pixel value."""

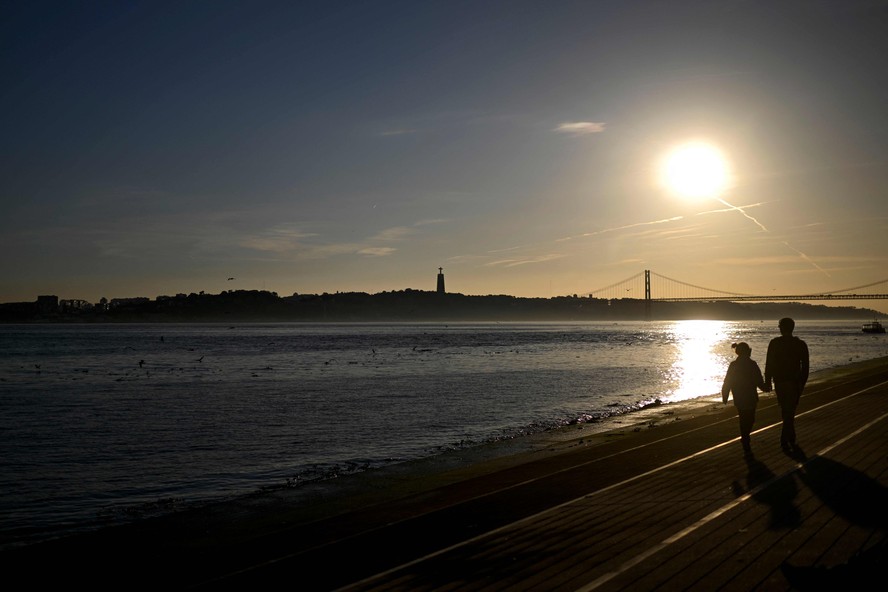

left=587, top=271, right=888, bottom=302
left=648, top=271, right=751, bottom=297
left=587, top=271, right=646, bottom=298
left=816, top=278, right=888, bottom=295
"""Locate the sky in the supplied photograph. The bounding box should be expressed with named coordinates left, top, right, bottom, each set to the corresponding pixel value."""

left=2, top=0, right=887, bottom=313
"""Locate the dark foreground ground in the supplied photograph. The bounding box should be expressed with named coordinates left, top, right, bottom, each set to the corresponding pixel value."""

left=4, top=357, right=888, bottom=591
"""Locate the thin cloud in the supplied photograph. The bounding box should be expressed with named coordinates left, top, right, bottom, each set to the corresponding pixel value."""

left=239, top=217, right=441, bottom=260
left=371, top=226, right=414, bottom=241
left=414, top=218, right=449, bottom=227
left=358, top=247, right=397, bottom=256
left=487, top=245, right=525, bottom=254
left=445, top=254, right=489, bottom=265
left=484, top=254, right=565, bottom=268
left=380, top=128, right=423, bottom=136
left=239, top=224, right=319, bottom=253
left=372, top=220, right=447, bottom=241
left=554, top=121, right=606, bottom=136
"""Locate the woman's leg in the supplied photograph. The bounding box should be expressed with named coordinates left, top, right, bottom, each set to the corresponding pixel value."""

left=738, top=408, right=755, bottom=451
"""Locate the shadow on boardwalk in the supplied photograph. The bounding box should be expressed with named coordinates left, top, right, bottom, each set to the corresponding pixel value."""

left=777, top=451, right=887, bottom=589
left=732, top=453, right=801, bottom=529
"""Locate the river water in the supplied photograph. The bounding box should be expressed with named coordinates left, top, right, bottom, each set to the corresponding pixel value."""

left=1, top=320, right=886, bottom=548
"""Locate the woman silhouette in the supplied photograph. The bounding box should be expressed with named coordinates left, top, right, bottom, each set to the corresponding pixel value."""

left=722, top=342, right=768, bottom=454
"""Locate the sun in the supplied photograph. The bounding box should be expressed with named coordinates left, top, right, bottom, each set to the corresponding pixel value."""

left=659, top=141, right=732, bottom=200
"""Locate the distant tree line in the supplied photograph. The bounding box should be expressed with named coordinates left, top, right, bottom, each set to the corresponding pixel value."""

left=0, top=289, right=881, bottom=323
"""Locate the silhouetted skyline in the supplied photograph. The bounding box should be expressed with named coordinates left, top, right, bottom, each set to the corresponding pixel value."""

left=1, top=287, right=881, bottom=324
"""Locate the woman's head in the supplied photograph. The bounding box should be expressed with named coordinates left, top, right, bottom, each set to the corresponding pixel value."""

left=732, top=342, right=751, bottom=357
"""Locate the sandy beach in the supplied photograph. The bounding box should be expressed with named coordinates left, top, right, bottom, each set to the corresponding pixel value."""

left=4, top=355, right=887, bottom=589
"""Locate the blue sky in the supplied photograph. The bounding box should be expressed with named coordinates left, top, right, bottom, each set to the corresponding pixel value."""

left=2, top=1, right=887, bottom=312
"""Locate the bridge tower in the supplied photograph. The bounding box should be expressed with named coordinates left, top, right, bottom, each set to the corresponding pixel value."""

left=645, top=269, right=651, bottom=321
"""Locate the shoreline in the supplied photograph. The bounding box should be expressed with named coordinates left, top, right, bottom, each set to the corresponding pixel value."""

left=185, top=353, right=887, bottom=529
left=9, top=355, right=884, bottom=557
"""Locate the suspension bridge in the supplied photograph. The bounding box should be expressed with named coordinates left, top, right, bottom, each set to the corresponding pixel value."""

left=588, top=270, right=888, bottom=304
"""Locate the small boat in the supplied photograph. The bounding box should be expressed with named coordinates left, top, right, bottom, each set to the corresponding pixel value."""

left=862, top=320, right=885, bottom=334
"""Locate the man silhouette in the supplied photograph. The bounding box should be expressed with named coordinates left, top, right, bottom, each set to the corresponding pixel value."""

left=765, top=317, right=809, bottom=450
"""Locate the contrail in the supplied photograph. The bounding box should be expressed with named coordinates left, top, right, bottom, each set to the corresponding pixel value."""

left=557, top=216, right=685, bottom=242
left=479, top=199, right=829, bottom=279
left=713, top=197, right=769, bottom=232
left=712, top=196, right=832, bottom=279
left=486, top=216, right=685, bottom=255
left=781, top=241, right=832, bottom=278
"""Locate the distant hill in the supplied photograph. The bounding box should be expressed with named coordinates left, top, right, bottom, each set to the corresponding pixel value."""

left=0, top=289, right=883, bottom=323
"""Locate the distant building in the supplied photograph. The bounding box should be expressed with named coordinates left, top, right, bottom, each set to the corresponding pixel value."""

left=437, top=267, right=446, bottom=294
left=59, top=299, right=92, bottom=312
left=36, top=295, right=59, bottom=313
left=109, top=297, right=150, bottom=309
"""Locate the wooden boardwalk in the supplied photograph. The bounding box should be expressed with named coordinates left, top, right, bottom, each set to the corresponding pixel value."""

left=6, top=359, right=887, bottom=590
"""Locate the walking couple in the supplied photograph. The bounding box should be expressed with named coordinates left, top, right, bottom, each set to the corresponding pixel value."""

left=721, top=317, right=809, bottom=454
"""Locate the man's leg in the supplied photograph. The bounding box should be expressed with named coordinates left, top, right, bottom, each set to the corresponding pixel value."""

left=776, top=381, right=800, bottom=446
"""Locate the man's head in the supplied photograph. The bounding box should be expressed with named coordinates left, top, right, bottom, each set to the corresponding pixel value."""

left=779, top=317, right=795, bottom=336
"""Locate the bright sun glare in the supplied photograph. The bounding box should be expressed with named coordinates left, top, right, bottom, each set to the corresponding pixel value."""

left=660, top=141, right=732, bottom=200
left=667, top=320, right=732, bottom=401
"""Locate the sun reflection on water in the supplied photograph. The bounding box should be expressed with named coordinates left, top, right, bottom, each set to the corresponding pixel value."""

left=664, top=320, right=733, bottom=401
